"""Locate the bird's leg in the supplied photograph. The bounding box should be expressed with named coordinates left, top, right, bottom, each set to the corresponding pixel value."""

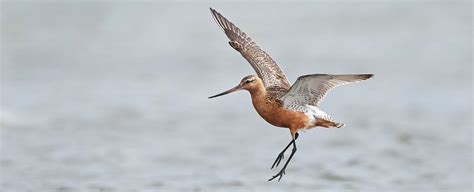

left=268, top=137, right=297, bottom=182
left=271, top=132, right=299, bottom=169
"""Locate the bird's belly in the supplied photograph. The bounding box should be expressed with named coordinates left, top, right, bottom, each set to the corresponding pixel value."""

left=253, top=101, right=309, bottom=129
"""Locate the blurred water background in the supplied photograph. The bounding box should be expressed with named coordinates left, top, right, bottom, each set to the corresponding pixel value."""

left=1, top=1, right=472, bottom=191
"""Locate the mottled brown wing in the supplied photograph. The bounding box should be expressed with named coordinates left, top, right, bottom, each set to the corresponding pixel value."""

left=210, top=8, right=290, bottom=90
left=280, top=74, right=373, bottom=108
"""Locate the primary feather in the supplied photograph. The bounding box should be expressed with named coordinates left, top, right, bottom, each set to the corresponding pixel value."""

left=280, top=74, right=373, bottom=108
left=210, top=8, right=290, bottom=90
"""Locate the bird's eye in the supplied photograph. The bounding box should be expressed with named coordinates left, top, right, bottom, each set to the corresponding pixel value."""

left=244, top=79, right=254, bottom=83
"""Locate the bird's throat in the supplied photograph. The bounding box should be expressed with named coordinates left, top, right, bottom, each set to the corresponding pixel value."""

left=248, top=84, right=267, bottom=100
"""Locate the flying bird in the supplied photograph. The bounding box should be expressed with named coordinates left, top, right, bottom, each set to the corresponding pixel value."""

left=208, top=8, right=373, bottom=182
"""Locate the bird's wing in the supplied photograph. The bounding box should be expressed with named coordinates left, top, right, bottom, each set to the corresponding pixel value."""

left=280, top=74, right=373, bottom=108
left=210, top=8, right=290, bottom=90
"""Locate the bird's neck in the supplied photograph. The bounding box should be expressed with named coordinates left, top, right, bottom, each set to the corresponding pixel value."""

left=248, top=83, right=267, bottom=101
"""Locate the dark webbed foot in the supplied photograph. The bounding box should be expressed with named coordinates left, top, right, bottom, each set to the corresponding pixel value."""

left=270, top=132, right=299, bottom=169
left=271, top=152, right=285, bottom=169
left=268, top=167, right=286, bottom=181
left=268, top=133, right=298, bottom=182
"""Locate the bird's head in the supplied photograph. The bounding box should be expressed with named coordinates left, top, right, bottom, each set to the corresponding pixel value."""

left=208, top=75, right=262, bottom=98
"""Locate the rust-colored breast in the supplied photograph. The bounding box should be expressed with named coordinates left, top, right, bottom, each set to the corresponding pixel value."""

left=251, top=95, right=308, bottom=129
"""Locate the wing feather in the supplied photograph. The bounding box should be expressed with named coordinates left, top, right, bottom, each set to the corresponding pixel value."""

left=210, top=8, right=290, bottom=90
left=280, top=74, right=373, bottom=108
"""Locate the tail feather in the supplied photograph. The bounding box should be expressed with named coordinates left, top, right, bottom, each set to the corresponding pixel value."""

left=334, top=122, right=345, bottom=128
left=316, top=118, right=345, bottom=128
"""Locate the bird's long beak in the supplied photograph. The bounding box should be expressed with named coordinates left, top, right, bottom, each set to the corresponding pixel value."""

left=208, top=85, right=241, bottom=99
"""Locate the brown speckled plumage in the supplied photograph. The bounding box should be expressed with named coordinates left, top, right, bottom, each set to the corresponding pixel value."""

left=210, top=8, right=291, bottom=91
left=208, top=8, right=373, bottom=182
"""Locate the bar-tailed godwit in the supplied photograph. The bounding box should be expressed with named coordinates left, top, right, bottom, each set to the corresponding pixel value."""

left=208, top=8, right=373, bottom=182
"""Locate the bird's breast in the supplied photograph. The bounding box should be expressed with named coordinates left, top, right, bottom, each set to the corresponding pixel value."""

left=251, top=96, right=308, bottom=129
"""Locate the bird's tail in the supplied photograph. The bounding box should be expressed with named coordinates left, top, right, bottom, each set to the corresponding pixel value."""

left=333, top=122, right=345, bottom=128
left=316, top=118, right=345, bottom=128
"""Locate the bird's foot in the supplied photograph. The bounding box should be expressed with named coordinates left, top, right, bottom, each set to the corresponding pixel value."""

left=268, top=168, right=286, bottom=182
left=271, top=152, right=284, bottom=169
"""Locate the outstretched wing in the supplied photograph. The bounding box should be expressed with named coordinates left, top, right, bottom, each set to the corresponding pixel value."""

left=280, top=74, right=373, bottom=108
left=210, top=8, right=290, bottom=90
